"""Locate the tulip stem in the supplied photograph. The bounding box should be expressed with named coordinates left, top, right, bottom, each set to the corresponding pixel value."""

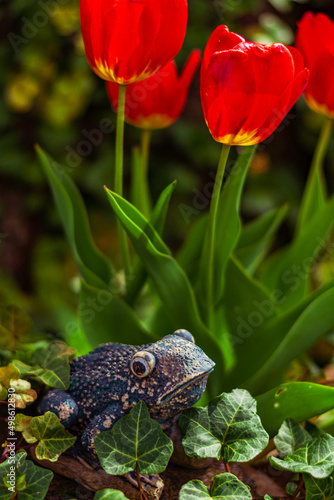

left=140, top=129, right=152, bottom=217
left=205, top=144, right=231, bottom=321
left=115, top=84, right=131, bottom=281
left=296, top=117, right=333, bottom=235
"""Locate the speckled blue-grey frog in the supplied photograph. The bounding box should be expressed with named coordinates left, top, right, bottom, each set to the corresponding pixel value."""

left=38, top=329, right=215, bottom=456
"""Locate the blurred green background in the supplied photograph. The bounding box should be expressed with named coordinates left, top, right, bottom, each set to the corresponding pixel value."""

left=0, top=0, right=334, bottom=346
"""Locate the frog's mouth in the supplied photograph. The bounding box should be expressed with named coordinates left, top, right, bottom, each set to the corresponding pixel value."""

left=156, top=368, right=214, bottom=406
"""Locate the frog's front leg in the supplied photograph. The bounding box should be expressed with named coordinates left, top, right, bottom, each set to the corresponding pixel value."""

left=81, top=403, right=126, bottom=453
left=38, top=390, right=78, bottom=429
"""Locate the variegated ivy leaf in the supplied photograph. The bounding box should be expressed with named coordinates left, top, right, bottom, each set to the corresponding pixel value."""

left=179, top=473, right=252, bottom=499
left=179, top=389, right=269, bottom=463
left=270, top=434, right=334, bottom=478
left=0, top=364, right=37, bottom=408
left=274, top=419, right=312, bottom=458
left=15, top=412, right=76, bottom=461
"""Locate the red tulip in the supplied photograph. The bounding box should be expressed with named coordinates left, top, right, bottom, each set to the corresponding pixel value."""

left=200, top=25, right=309, bottom=146
left=106, top=51, right=201, bottom=130
left=295, top=12, right=334, bottom=118
left=80, top=0, right=188, bottom=85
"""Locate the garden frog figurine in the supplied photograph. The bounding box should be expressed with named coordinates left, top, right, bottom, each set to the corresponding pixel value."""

left=38, top=330, right=215, bottom=456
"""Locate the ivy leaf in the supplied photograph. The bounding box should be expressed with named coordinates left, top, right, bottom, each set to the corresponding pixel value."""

left=179, top=473, right=252, bottom=499
left=274, top=419, right=312, bottom=458
left=16, top=412, right=76, bottom=461
left=286, top=482, right=298, bottom=496
left=0, top=363, right=21, bottom=389
left=15, top=414, right=37, bottom=443
left=0, top=364, right=37, bottom=408
left=95, top=401, right=173, bottom=475
left=270, top=434, right=334, bottom=478
left=0, top=305, right=33, bottom=351
left=94, top=490, right=129, bottom=500
left=0, top=452, right=27, bottom=500
left=13, top=342, right=76, bottom=390
left=304, top=474, right=334, bottom=500
left=179, top=389, right=269, bottom=463
left=17, top=459, right=53, bottom=500
left=264, top=496, right=273, bottom=500
left=0, top=451, right=53, bottom=500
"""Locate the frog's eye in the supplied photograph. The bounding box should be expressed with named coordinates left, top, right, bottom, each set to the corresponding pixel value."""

left=173, top=329, right=195, bottom=343
left=130, top=351, right=156, bottom=378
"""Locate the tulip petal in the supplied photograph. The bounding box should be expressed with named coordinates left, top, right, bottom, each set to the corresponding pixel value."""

left=295, top=12, right=334, bottom=117
left=148, top=0, right=188, bottom=75
left=106, top=50, right=200, bottom=130
left=81, top=0, right=187, bottom=84
left=304, top=47, right=334, bottom=117
left=296, top=12, right=334, bottom=70
left=201, top=25, right=244, bottom=87
left=201, top=39, right=306, bottom=146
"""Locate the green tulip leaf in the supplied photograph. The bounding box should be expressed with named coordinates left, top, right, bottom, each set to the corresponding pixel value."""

left=259, top=195, right=334, bottom=310
left=179, top=473, right=252, bottom=499
left=244, top=286, right=334, bottom=394
left=94, top=489, right=129, bottom=500
left=222, top=256, right=334, bottom=393
left=303, top=473, right=334, bottom=500
left=264, top=496, right=273, bottom=500
left=256, top=382, right=334, bottom=437
left=222, top=257, right=279, bottom=390
left=15, top=412, right=76, bottom=461
left=200, top=145, right=256, bottom=305
left=126, top=180, right=177, bottom=305
left=104, top=188, right=225, bottom=392
left=36, top=145, right=113, bottom=289
left=0, top=451, right=53, bottom=500
left=295, top=119, right=331, bottom=237
left=80, top=281, right=156, bottom=347
left=269, top=434, right=334, bottom=478
left=274, top=419, right=312, bottom=458
left=130, top=144, right=152, bottom=217
left=177, top=215, right=208, bottom=284
left=235, top=205, right=288, bottom=274
left=95, top=401, right=173, bottom=475
left=179, top=389, right=269, bottom=462
left=12, top=342, right=76, bottom=390
left=149, top=180, right=177, bottom=234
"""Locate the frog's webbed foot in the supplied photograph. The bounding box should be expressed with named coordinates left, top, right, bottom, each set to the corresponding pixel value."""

left=124, top=471, right=164, bottom=499
left=38, top=389, right=78, bottom=429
